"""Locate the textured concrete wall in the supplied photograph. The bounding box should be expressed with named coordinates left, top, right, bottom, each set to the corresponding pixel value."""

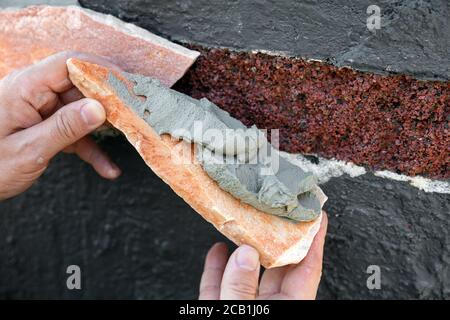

left=0, top=137, right=448, bottom=299
left=0, top=0, right=448, bottom=299
left=80, top=0, right=450, bottom=81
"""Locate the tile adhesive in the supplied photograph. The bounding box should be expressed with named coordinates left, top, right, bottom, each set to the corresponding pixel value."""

left=107, top=71, right=326, bottom=221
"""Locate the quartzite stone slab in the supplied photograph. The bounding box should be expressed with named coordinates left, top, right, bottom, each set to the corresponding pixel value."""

left=0, top=5, right=199, bottom=86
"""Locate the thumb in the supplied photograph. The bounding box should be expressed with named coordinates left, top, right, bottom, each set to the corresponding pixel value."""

left=23, top=98, right=106, bottom=161
left=220, top=245, right=261, bottom=300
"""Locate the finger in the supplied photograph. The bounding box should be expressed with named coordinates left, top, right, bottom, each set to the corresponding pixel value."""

left=5, top=51, right=119, bottom=116
left=10, top=98, right=106, bottom=165
left=60, top=86, right=84, bottom=106
left=220, top=245, right=261, bottom=300
left=0, top=69, right=43, bottom=136
left=280, top=212, right=328, bottom=299
left=199, top=242, right=229, bottom=300
left=47, top=87, right=84, bottom=120
left=65, top=136, right=121, bottom=180
left=258, top=266, right=288, bottom=298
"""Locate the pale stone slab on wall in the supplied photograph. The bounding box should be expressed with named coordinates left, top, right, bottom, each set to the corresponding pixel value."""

left=0, top=6, right=199, bottom=86
left=2, top=0, right=78, bottom=7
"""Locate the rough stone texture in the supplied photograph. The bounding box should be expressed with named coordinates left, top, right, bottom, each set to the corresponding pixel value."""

left=174, top=46, right=449, bottom=179
left=0, top=6, right=199, bottom=86
left=0, top=137, right=448, bottom=299
left=80, top=0, right=450, bottom=81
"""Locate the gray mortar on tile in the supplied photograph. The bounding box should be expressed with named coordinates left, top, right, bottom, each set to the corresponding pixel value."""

left=107, top=71, right=325, bottom=221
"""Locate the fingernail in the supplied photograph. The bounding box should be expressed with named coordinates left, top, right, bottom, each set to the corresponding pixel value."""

left=107, top=162, right=121, bottom=179
left=236, top=245, right=259, bottom=271
left=81, top=100, right=105, bottom=126
left=213, top=242, right=227, bottom=250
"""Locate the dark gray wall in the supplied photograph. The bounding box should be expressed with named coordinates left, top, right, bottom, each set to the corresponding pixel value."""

left=80, top=0, right=450, bottom=80
left=0, top=138, right=224, bottom=299
left=0, top=137, right=448, bottom=299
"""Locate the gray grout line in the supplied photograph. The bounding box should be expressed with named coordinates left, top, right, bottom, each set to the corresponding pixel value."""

left=373, top=171, right=450, bottom=194
left=283, top=152, right=450, bottom=194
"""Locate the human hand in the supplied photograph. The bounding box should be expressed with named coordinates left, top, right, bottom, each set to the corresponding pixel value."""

left=0, top=51, right=121, bottom=200
left=199, top=213, right=328, bottom=300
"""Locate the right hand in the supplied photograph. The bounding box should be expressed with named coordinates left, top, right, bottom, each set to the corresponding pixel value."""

left=199, top=213, right=328, bottom=300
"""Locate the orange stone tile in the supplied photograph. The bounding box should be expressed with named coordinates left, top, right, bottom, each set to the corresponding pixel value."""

left=0, top=5, right=199, bottom=86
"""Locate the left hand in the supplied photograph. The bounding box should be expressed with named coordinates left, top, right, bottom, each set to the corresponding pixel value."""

left=0, top=51, right=121, bottom=200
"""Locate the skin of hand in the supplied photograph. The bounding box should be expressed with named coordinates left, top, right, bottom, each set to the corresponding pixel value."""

left=199, top=212, right=328, bottom=300
left=1, top=51, right=326, bottom=300
left=0, top=51, right=121, bottom=201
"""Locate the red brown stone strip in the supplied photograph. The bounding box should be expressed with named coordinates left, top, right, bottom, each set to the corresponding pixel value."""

left=175, top=46, right=450, bottom=178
